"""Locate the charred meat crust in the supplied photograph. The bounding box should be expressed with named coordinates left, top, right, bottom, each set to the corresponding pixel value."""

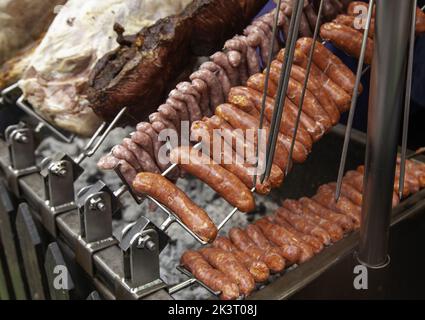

left=87, top=0, right=267, bottom=123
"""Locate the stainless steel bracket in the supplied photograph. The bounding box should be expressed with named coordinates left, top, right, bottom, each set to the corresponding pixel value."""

left=4, top=124, right=38, bottom=196
left=75, top=182, right=119, bottom=276
left=39, top=153, right=83, bottom=236
left=115, top=216, right=169, bottom=300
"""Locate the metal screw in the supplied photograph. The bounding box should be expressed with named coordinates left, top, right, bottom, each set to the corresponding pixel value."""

left=49, top=161, right=68, bottom=177
left=137, top=235, right=156, bottom=251
left=88, top=196, right=106, bottom=212
left=14, top=132, right=28, bottom=144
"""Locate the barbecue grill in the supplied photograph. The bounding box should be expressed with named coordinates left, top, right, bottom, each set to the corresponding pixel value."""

left=1, top=0, right=424, bottom=300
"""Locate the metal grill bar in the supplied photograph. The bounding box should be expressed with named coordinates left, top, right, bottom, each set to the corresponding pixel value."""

left=335, top=0, right=375, bottom=201
left=285, top=0, right=325, bottom=175
left=398, top=0, right=418, bottom=200
left=262, top=0, right=305, bottom=183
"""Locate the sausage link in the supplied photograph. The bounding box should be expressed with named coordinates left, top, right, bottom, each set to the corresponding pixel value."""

left=191, top=78, right=212, bottom=117
left=296, top=38, right=362, bottom=95
left=246, top=224, right=296, bottom=266
left=228, top=86, right=313, bottom=151
left=299, top=197, right=354, bottom=232
left=225, top=36, right=249, bottom=84
left=122, top=138, right=161, bottom=174
left=190, top=69, right=224, bottom=113
left=320, top=22, right=374, bottom=65
left=229, top=228, right=286, bottom=273
left=157, top=104, right=181, bottom=133
left=191, top=120, right=273, bottom=194
left=137, top=122, right=179, bottom=179
left=170, top=146, right=255, bottom=212
left=271, top=214, right=324, bottom=254
left=133, top=173, right=217, bottom=242
left=130, top=130, right=155, bottom=160
left=255, top=218, right=312, bottom=264
left=201, top=61, right=232, bottom=98
left=314, top=184, right=361, bottom=228
left=166, top=97, right=190, bottom=123
left=169, top=89, right=203, bottom=124
left=112, top=145, right=141, bottom=171
left=181, top=251, right=239, bottom=300
left=271, top=60, right=341, bottom=125
left=210, top=52, right=240, bottom=87
left=330, top=181, right=363, bottom=206
left=293, top=201, right=344, bottom=242
left=334, top=14, right=375, bottom=39
left=199, top=248, right=255, bottom=296
left=212, top=237, right=270, bottom=283
left=280, top=201, right=332, bottom=245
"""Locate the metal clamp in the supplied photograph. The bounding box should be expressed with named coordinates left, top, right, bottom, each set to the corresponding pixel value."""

left=4, top=124, right=38, bottom=195
left=39, top=153, right=83, bottom=236
left=75, top=182, right=120, bottom=276
left=115, top=216, right=169, bottom=300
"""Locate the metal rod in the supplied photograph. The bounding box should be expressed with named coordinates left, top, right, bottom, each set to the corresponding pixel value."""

left=407, top=147, right=425, bottom=159
left=253, top=0, right=283, bottom=188
left=168, top=278, right=197, bottom=295
left=398, top=0, right=417, bottom=200
left=358, top=0, right=415, bottom=267
left=85, top=107, right=128, bottom=158
left=262, top=0, right=304, bottom=182
left=285, top=0, right=325, bottom=176
left=16, top=96, right=75, bottom=143
left=75, top=122, right=107, bottom=165
left=335, top=0, right=375, bottom=200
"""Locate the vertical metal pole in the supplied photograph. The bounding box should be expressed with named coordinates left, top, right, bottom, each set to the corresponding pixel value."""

left=358, top=0, right=415, bottom=267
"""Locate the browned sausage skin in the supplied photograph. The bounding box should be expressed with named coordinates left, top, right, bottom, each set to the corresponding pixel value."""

left=199, top=247, right=255, bottom=296
left=181, top=251, right=239, bottom=300
left=133, top=173, right=218, bottom=243
left=170, top=146, right=256, bottom=213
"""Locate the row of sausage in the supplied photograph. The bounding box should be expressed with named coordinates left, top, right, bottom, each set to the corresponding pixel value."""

left=179, top=157, right=425, bottom=300
left=96, top=1, right=356, bottom=183
left=320, top=1, right=425, bottom=65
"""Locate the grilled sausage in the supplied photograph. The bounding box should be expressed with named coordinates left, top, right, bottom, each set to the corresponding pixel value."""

left=320, top=22, right=374, bottom=65
left=299, top=197, right=354, bottom=232
left=329, top=181, right=363, bottom=206
left=270, top=60, right=341, bottom=125
left=215, top=104, right=292, bottom=167
left=256, top=218, right=312, bottom=263
left=229, top=227, right=286, bottom=273
left=291, top=201, right=344, bottom=242
left=280, top=201, right=331, bottom=245
left=334, top=14, right=375, bottom=39
left=216, top=103, right=308, bottom=164
left=180, top=251, right=239, bottom=300
left=210, top=51, right=240, bottom=87
left=271, top=214, right=324, bottom=254
left=277, top=47, right=352, bottom=110
left=246, top=224, right=297, bottom=266
left=296, top=38, right=361, bottom=95
left=228, top=86, right=314, bottom=149
left=170, top=146, right=255, bottom=212
left=133, top=173, right=217, bottom=243
left=314, top=184, right=361, bottom=228
left=122, top=138, right=161, bottom=174
left=199, top=248, right=255, bottom=296
left=212, top=237, right=270, bottom=283
left=344, top=170, right=399, bottom=208
left=191, top=120, right=274, bottom=194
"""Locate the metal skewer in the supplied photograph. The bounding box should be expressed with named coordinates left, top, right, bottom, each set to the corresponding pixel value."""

left=253, top=0, right=283, bottom=188
left=262, top=0, right=304, bottom=183
left=335, top=0, right=375, bottom=201
left=285, top=0, right=325, bottom=175
left=398, top=0, right=417, bottom=200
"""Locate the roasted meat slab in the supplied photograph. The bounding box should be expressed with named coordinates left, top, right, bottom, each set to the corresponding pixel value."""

left=87, top=0, right=268, bottom=123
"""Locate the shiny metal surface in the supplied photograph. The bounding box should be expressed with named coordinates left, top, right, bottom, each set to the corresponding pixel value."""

left=359, top=0, right=416, bottom=267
